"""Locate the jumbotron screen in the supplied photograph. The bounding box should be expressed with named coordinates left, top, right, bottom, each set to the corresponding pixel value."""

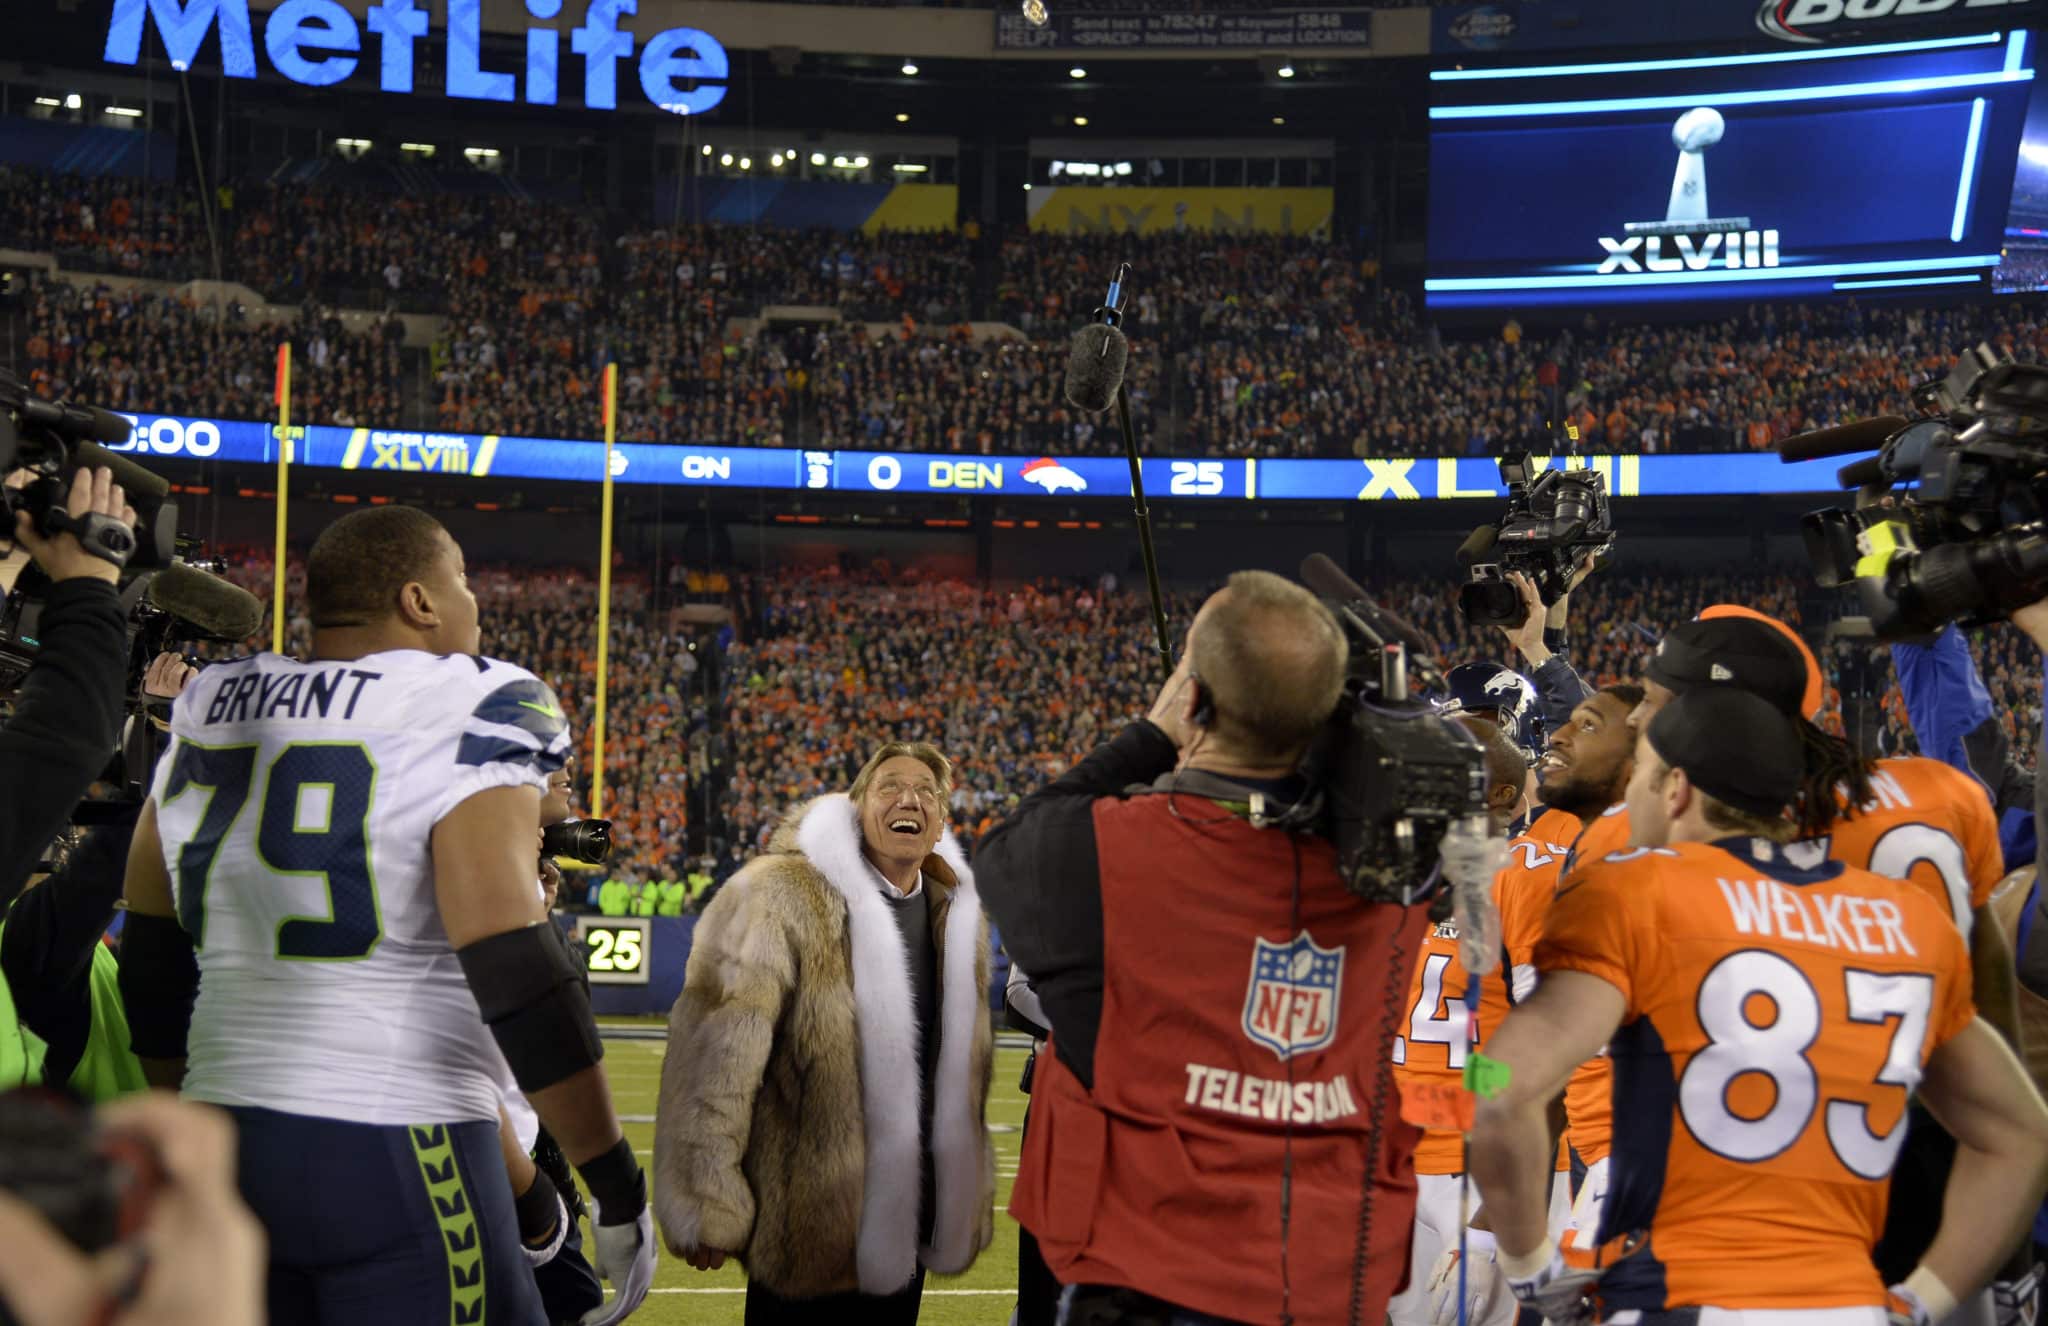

left=1425, top=31, right=2036, bottom=310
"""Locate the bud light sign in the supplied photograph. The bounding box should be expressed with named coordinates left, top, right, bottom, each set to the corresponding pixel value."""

left=104, top=0, right=728, bottom=116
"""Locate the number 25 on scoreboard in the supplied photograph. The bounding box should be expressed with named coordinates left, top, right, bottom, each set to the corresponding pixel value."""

left=576, top=919, right=651, bottom=986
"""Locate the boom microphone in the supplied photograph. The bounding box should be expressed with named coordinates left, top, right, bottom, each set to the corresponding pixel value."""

left=1778, top=415, right=1907, bottom=464
left=1063, top=322, right=1129, bottom=415
left=1300, top=552, right=1441, bottom=663
left=147, top=563, right=265, bottom=640
left=1455, top=525, right=1499, bottom=567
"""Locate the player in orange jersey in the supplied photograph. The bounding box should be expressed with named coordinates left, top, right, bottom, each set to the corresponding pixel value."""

left=1470, top=688, right=2048, bottom=1326
left=1389, top=715, right=1563, bottom=1326
left=1407, top=686, right=1644, bottom=1326
left=1624, top=610, right=2031, bottom=1315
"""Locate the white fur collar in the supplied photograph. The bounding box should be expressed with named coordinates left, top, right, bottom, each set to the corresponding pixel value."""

left=794, top=794, right=985, bottom=1289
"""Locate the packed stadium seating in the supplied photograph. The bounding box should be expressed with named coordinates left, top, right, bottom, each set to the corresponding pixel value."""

left=207, top=549, right=2031, bottom=899
left=16, top=165, right=2048, bottom=461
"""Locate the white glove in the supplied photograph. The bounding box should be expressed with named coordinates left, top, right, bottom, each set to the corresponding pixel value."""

left=1503, top=1244, right=1600, bottom=1326
left=1994, top=1268, right=2041, bottom=1326
left=1440, top=814, right=1505, bottom=976
left=581, top=1202, right=658, bottom=1326
left=1428, top=1230, right=1512, bottom=1326
left=521, top=1187, right=571, bottom=1269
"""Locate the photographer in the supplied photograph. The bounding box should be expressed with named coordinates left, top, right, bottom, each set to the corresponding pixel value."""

left=976, top=570, right=1430, bottom=1326
left=1491, top=568, right=1596, bottom=737
left=0, top=467, right=135, bottom=913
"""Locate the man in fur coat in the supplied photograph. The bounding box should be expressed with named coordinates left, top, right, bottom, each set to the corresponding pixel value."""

left=653, top=741, right=995, bottom=1325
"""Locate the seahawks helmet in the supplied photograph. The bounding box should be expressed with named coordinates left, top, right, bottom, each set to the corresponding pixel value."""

left=1436, top=661, right=1543, bottom=763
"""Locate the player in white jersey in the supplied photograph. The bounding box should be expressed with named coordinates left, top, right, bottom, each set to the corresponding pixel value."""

left=118, top=506, right=655, bottom=1326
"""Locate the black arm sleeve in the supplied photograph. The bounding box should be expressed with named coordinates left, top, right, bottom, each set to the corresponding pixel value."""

left=0, top=579, right=127, bottom=912
left=0, top=816, right=134, bottom=1086
left=973, top=719, right=1178, bottom=1089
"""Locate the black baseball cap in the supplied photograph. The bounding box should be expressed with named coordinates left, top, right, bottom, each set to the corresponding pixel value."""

left=1647, top=688, right=1801, bottom=817
left=1644, top=617, right=1810, bottom=720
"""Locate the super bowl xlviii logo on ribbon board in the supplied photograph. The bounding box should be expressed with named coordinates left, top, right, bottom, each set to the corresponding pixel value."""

left=1243, top=932, right=1344, bottom=1060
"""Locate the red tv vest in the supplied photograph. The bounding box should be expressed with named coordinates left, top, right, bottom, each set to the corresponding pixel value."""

left=1010, top=793, right=1429, bottom=1325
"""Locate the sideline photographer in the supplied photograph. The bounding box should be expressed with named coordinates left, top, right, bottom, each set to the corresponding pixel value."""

left=976, top=571, right=1433, bottom=1326
left=0, top=467, right=135, bottom=911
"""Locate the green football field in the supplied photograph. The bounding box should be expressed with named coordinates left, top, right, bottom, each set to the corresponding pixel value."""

left=597, top=1020, right=1032, bottom=1326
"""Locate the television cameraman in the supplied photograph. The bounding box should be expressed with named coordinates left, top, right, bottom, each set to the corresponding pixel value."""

left=975, top=570, right=1434, bottom=1326
left=0, top=467, right=136, bottom=912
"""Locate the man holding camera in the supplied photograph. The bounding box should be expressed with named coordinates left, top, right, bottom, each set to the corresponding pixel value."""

left=0, top=467, right=135, bottom=912
left=976, top=570, right=1430, bottom=1326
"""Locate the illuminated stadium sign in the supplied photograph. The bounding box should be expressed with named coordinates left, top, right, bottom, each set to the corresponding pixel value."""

left=108, top=412, right=1860, bottom=501
left=1425, top=32, right=2033, bottom=308
left=102, top=0, right=728, bottom=114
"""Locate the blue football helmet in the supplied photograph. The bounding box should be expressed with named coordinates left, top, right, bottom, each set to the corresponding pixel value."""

left=1436, top=661, right=1544, bottom=763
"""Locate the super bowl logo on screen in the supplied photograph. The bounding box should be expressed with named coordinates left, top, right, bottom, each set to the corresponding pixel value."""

left=1596, top=108, right=1780, bottom=275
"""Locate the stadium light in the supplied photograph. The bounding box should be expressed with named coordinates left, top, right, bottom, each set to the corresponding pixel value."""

left=720, top=152, right=733, bottom=166
left=1114, top=161, right=1132, bottom=176
left=895, top=112, right=910, bottom=122
left=902, top=61, right=918, bottom=76
left=701, top=144, right=713, bottom=156
left=771, top=152, right=784, bottom=167
left=853, top=155, right=870, bottom=168
left=1069, top=66, right=1086, bottom=79
left=894, top=162, right=928, bottom=173
left=1277, top=61, right=1296, bottom=78
left=811, top=151, right=827, bottom=166
left=32, top=97, right=60, bottom=108
left=1272, top=116, right=1285, bottom=125
left=335, top=137, right=372, bottom=150
left=463, top=146, right=499, bottom=159
left=1073, top=115, right=1089, bottom=126
left=105, top=105, right=143, bottom=117
left=739, top=156, right=751, bottom=169
left=63, top=93, right=81, bottom=110
left=402, top=141, right=435, bottom=156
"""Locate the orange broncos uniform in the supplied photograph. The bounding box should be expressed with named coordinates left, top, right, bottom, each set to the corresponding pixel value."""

left=1819, top=755, right=2004, bottom=942
left=1538, top=838, right=1975, bottom=1311
left=1394, top=833, right=1572, bottom=1173
left=1557, top=804, right=1632, bottom=1165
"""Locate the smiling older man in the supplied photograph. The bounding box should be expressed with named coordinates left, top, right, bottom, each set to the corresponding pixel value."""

left=653, top=741, right=995, bottom=1326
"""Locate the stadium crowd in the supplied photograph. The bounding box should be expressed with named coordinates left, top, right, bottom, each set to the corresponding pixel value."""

left=17, top=165, right=2048, bottom=460
left=208, top=549, right=2026, bottom=901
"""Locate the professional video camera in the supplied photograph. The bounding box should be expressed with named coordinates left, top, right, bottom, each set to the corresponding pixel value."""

left=0, top=371, right=175, bottom=572
left=543, top=818, right=614, bottom=865
left=1292, top=555, right=1490, bottom=907
left=1455, top=454, right=1615, bottom=628
left=1792, top=344, right=2048, bottom=640
left=1, top=375, right=262, bottom=793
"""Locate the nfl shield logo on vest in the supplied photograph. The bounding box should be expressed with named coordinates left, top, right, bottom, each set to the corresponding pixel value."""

left=1242, top=932, right=1345, bottom=1060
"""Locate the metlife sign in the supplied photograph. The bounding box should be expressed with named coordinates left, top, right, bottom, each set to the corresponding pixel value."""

left=103, top=0, right=729, bottom=115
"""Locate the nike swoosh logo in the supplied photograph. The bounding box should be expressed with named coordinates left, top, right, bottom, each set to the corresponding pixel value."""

left=517, top=700, right=563, bottom=719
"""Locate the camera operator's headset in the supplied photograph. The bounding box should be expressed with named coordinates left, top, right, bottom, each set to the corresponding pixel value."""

left=1167, top=671, right=1417, bottom=1326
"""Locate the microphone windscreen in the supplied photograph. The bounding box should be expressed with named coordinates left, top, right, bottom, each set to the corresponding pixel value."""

left=1300, top=552, right=1440, bottom=660
left=148, top=563, right=265, bottom=640
left=1455, top=525, right=1500, bottom=567
left=84, top=408, right=133, bottom=444
left=1063, top=323, right=1128, bottom=414
left=1778, top=415, right=1907, bottom=464
left=73, top=440, right=173, bottom=504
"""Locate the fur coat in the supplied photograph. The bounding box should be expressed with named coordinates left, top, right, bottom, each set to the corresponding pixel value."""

left=653, top=794, right=996, bottom=1298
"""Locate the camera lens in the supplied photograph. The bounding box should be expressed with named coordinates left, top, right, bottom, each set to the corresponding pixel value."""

left=1457, top=579, right=1526, bottom=628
